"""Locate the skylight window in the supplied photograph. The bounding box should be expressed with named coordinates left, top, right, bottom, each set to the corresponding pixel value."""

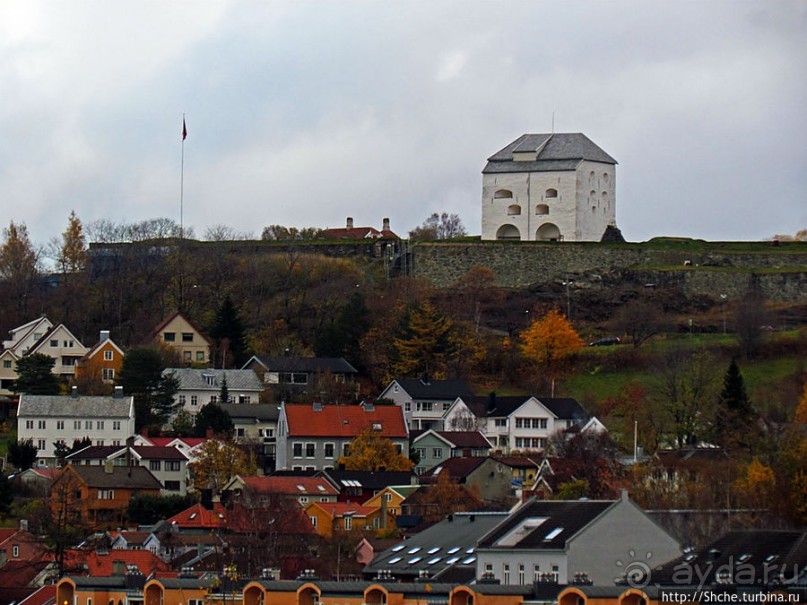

left=446, top=557, right=460, bottom=565
left=447, top=547, right=460, bottom=554
left=317, top=485, right=326, bottom=492
left=465, top=547, right=474, bottom=554
left=391, top=545, right=405, bottom=552
left=544, top=527, right=563, bottom=541
left=427, top=547, right=440, bottom=554
left=461, top=556, right=476, bottom=565
left=297, top=485, right=306, bottom=491
left=407, top=547, right=421, bottom=554
left=389, top=557, right=402, bottom=564
left=427, top=557, right=442, bottom=565
left=408, top=557, right=422, bottom=564
left=189, top=512, right=197, bottom=520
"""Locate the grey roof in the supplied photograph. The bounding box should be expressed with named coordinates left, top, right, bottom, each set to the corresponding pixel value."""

left=320, top=469, right=416, bottom=491
left=412, top=430, right=493, bottom=449
left=67, top=464, right=163, bottom=490
left=218, top=403, right=280, bottom=422
left=391, top=378, right=474, bottom=400
left=483, top=133, right=617, bottom=174
left=477, top=498, right=614, bottom=550
left=164, top=368, right=263, bottom=391
left=246, top=355, right=358, bottom=374
left=17, top=394, right=133, bottom=418
left=364, top=511, right=508, bottom=578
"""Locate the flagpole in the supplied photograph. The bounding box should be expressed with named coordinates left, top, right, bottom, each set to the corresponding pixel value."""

left=180, top=113, right=186, bottom=239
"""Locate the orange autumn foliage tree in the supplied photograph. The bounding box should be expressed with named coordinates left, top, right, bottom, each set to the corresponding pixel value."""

left=520, top=307, right=584, bottom=368
left=338, top=428, right=414, bottom=472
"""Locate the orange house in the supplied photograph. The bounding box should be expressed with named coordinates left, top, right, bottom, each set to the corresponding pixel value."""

left=303, top=501, right=382, bottom=539
left=75, top=331, right=125, bottom=384
left=50, top=463, right=162, bottom=530
left=58, top=575, right=220, bottom=605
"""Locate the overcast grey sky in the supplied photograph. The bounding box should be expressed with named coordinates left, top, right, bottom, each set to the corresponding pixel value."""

left=1, top=1, right=805, bottom=246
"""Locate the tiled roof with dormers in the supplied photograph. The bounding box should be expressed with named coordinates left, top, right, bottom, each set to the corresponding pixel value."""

left=166, top=503, right=228, bottom=529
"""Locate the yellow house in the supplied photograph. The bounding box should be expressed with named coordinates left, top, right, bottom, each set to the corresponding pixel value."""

left=303, top=501, right=382, bottom=539
left=363, top=485, right=417, bottom=518
left=58, top=576, right=221, bottom=605
left=150, top=312, right=211, bottom=366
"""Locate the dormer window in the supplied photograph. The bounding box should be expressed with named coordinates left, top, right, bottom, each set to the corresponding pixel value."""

left=372, top=422, right=382, bottom=431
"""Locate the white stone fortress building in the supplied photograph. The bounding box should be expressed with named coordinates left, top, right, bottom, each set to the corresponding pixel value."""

left=481, top=133, right=617, bottom=242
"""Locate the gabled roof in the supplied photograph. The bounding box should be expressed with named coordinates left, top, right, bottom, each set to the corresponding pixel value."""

left=164, top=368, right=263, bottom=391
left=3, top=316, right=53, bottom=352
left=321, top=226, right=399, bottom=240
left=458, top=394, right=588, bottom=421
left=419, top=456, right=489, bottom=482
left=245, top=355, right=357, bottom=374
left=364, top=511, right=508, bottom=578
left=60, top=464, right=163, bottom=490
left=18, top=394, right=133, bottom=418
left=63, top=547, right=172, bottom=576
left=112, top=531, right=151, bottom=546
left=385, top=378, right=473, bottom=400
left=650, top=530, right=807, bottom=587
left=413, top=430, right=492, bottom=450
left=231, top=475, right=339, bottom=497
left=166, top=503, right=228, bottom=529
left=149, top=311, right=211, bottom=345
left=145, top=436, right=206, bottom=448
left=82, top=336, right=125, bottom=362
left=476, top=498, right=615, bottom=550
left=307, top=501, right=378, bottom=519
left=283, top=403, right=408, bottom=438
left=18, top=585, right=56, bottom=605
left=483, top=133, right=617, bottom=175
left=27, top=323, right=87, bottom=355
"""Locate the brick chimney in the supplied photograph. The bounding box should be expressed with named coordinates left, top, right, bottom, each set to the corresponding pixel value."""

left=346, top=217, right=353, bottom=229
left=382, top=217, right=390, bottom=231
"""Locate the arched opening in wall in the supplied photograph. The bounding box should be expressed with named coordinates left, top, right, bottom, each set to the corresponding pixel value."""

left=365, top=588, right=388, bottom=605
left=536, top=204, right=549, bottom=216
left=589, top=171, right=595, bottom=186
left=450, top=589, right=476, bottom=605
left=496, top=224, right=521, bottom=240
left=603, top=172, right=610, bottom=184
left=536, top=223, right=561, bottom=241
left=507, top=204, right=522, bottom=216
left=494, top=189, right=513, bottom=199
left=545, top=188, right=558, bottom=198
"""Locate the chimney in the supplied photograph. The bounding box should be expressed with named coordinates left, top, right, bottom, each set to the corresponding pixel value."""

left=382, top=218, right=390, bottom=231
left=312, top=402, right=323, bottom=412
left=19, top=519, right=28, bottom=532
left=104, top=459, right=114, bottom=474
left=113, top=385, right=123, bottom=398
left=346, top=217, right=354, bottom=229
left=71, top=386, right=78, bottom=398
left=100, top=330, right=110, bottom=343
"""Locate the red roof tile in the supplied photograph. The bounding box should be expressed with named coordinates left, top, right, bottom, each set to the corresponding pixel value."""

left=284, top=404, right=407, bottom=438
left=239, top=475, right=339, bottom=497
left=167, top=503, right=227, bottom=529
left=63, top=548, right=172, bottom=577
left=19, top=585, right=56, bottom=605
left=146, top=436, right=206, bottom=448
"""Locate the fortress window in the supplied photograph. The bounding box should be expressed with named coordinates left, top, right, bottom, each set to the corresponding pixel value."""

left=494, top=189, right=513, bottom=199
left=603, top=172, right=610, bottom=184
left=536, top=204, right=549, bottom=216
left=507, top=204, right=522, bottom=216
left=545, top=188, right=558, bottom=198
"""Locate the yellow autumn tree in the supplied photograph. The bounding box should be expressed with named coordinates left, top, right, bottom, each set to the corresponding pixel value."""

left=338, top=428, right=414, bottom=472
left=520, top=307, right=584, bottom=368
left=189, top=438, right=256, bottom=493
left=732, top=459, right=776, bottom=509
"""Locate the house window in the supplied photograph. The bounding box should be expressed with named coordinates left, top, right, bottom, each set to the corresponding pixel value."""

left=495, top=418, right=507, bottom=427
left=3, top=360, right=11, bottom=368
left=534, top=564, right=541, bottom=581
left=97, top=421, right=104, bottom=430
left=85, top=420, right=92, bottom=430
left=74, top=420, right=81, bottom=430
left=166, top=461, right=181, bottom=472
left=299, top=496, right=308, bottom=504
left=236, top=428, right=245, bottom=438
left=324, top=443, right=335, bottom=458
left=210, top=396, right=218, bottom=404
left=404, top=402, right=411, bottom=412
left=37, top=439, right=46, bottom=450
left=519, top=563, right=525, bottom=585
left=191, top=396, right=198, bottom=407
left=38, top=420, right=46, bottom=429
left=150, top=461, right=161, bottom=471
left=165, top=481, right=180, bottom=491
left=238, top=395, right=251, bottom=404
left=102, top=368, right=115, bottom=381
left=305, top=443, right=315, bottom=458
left=196, top=351, right=205, bottom=361
left=293, top=443, right=303, bottom=458
left=104, top=350, right=114, bottom=361
left=182, top=333, right=194, bottom=342
left=344, top=517, right=352, bottom=530
left=112, top=420, right=121, bottom=431
left=12, top=545, right=19, bottom=558
left=536, top=204, right=549, bottom=216
left=184, top=351, right=192, bottom=362
left=164, top=332, right=176, bottom=342
left=343, top=443, right=350, bottom=457
left=57, top=420, right=64, bottom=430
left=97, top=489, right=114, bottom=500
left=50, top=339, right=58, bottom=347
left=310, top=516, right=317, bottom=528
left=494, top=189, right=513, bottom=199
left=25, top=420, right=33, bottom=429
left=503, top=564, right=510, bottom=584
left=432, top=448, right=443, bottom=459
left=179, top=395, right=186, bottom=406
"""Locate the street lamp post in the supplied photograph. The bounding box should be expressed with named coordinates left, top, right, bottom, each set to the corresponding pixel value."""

left=561, top=280, right=573, bottom=318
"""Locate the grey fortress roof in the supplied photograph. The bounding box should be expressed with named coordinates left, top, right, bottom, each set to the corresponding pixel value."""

left=164, top=368, right=263, bottom=391
left=17, top=394, right=133, bottom=418
left=483, top=132, right=617, bottom=174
